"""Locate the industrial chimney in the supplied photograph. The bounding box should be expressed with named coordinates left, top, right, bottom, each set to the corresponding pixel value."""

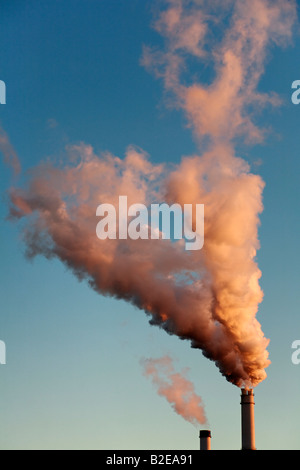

left=199, top=430, right=211, bottom=450
left=241, top=389, right=256, bottom=450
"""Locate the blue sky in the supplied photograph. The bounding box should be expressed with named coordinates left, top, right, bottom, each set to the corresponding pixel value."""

left=1, top=0, right=300, bottom=450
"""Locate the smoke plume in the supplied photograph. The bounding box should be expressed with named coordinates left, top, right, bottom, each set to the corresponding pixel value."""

left=6, top=0, right=297, bottom=389
left=141, top=356, right=207, bottom=427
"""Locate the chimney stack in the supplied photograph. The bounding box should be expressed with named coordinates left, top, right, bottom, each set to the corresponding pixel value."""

left=199, top=430, right=211, bottom=450
left=241, top=389, right=256, bottom=450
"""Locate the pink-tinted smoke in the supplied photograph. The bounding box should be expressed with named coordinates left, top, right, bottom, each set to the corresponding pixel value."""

left=8, top=143, right=267, bottom=388
left=5, top=0, right=298, bottom=390
left=141, top=356, right=207, bottom=427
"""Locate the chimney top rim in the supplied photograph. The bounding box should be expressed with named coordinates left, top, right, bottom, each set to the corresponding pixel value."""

left=200, top=430, right=212, bottom=438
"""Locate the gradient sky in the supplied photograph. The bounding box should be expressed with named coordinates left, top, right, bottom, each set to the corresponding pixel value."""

left=1, top=0, right=300, bottom=450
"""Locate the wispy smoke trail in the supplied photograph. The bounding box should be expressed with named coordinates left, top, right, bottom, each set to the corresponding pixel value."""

left=0, top=126, right=21, bottom=176
left=6, top=0, right=297, bottom=389
left=141, top=356, right=207, bottom=427
left=143, top=0, right=296, bottom=146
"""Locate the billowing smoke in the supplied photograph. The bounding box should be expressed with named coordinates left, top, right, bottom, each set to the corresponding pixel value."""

left=141, top=356, right=207, bottom=427
left=5, top=0, right=297, bottom=391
